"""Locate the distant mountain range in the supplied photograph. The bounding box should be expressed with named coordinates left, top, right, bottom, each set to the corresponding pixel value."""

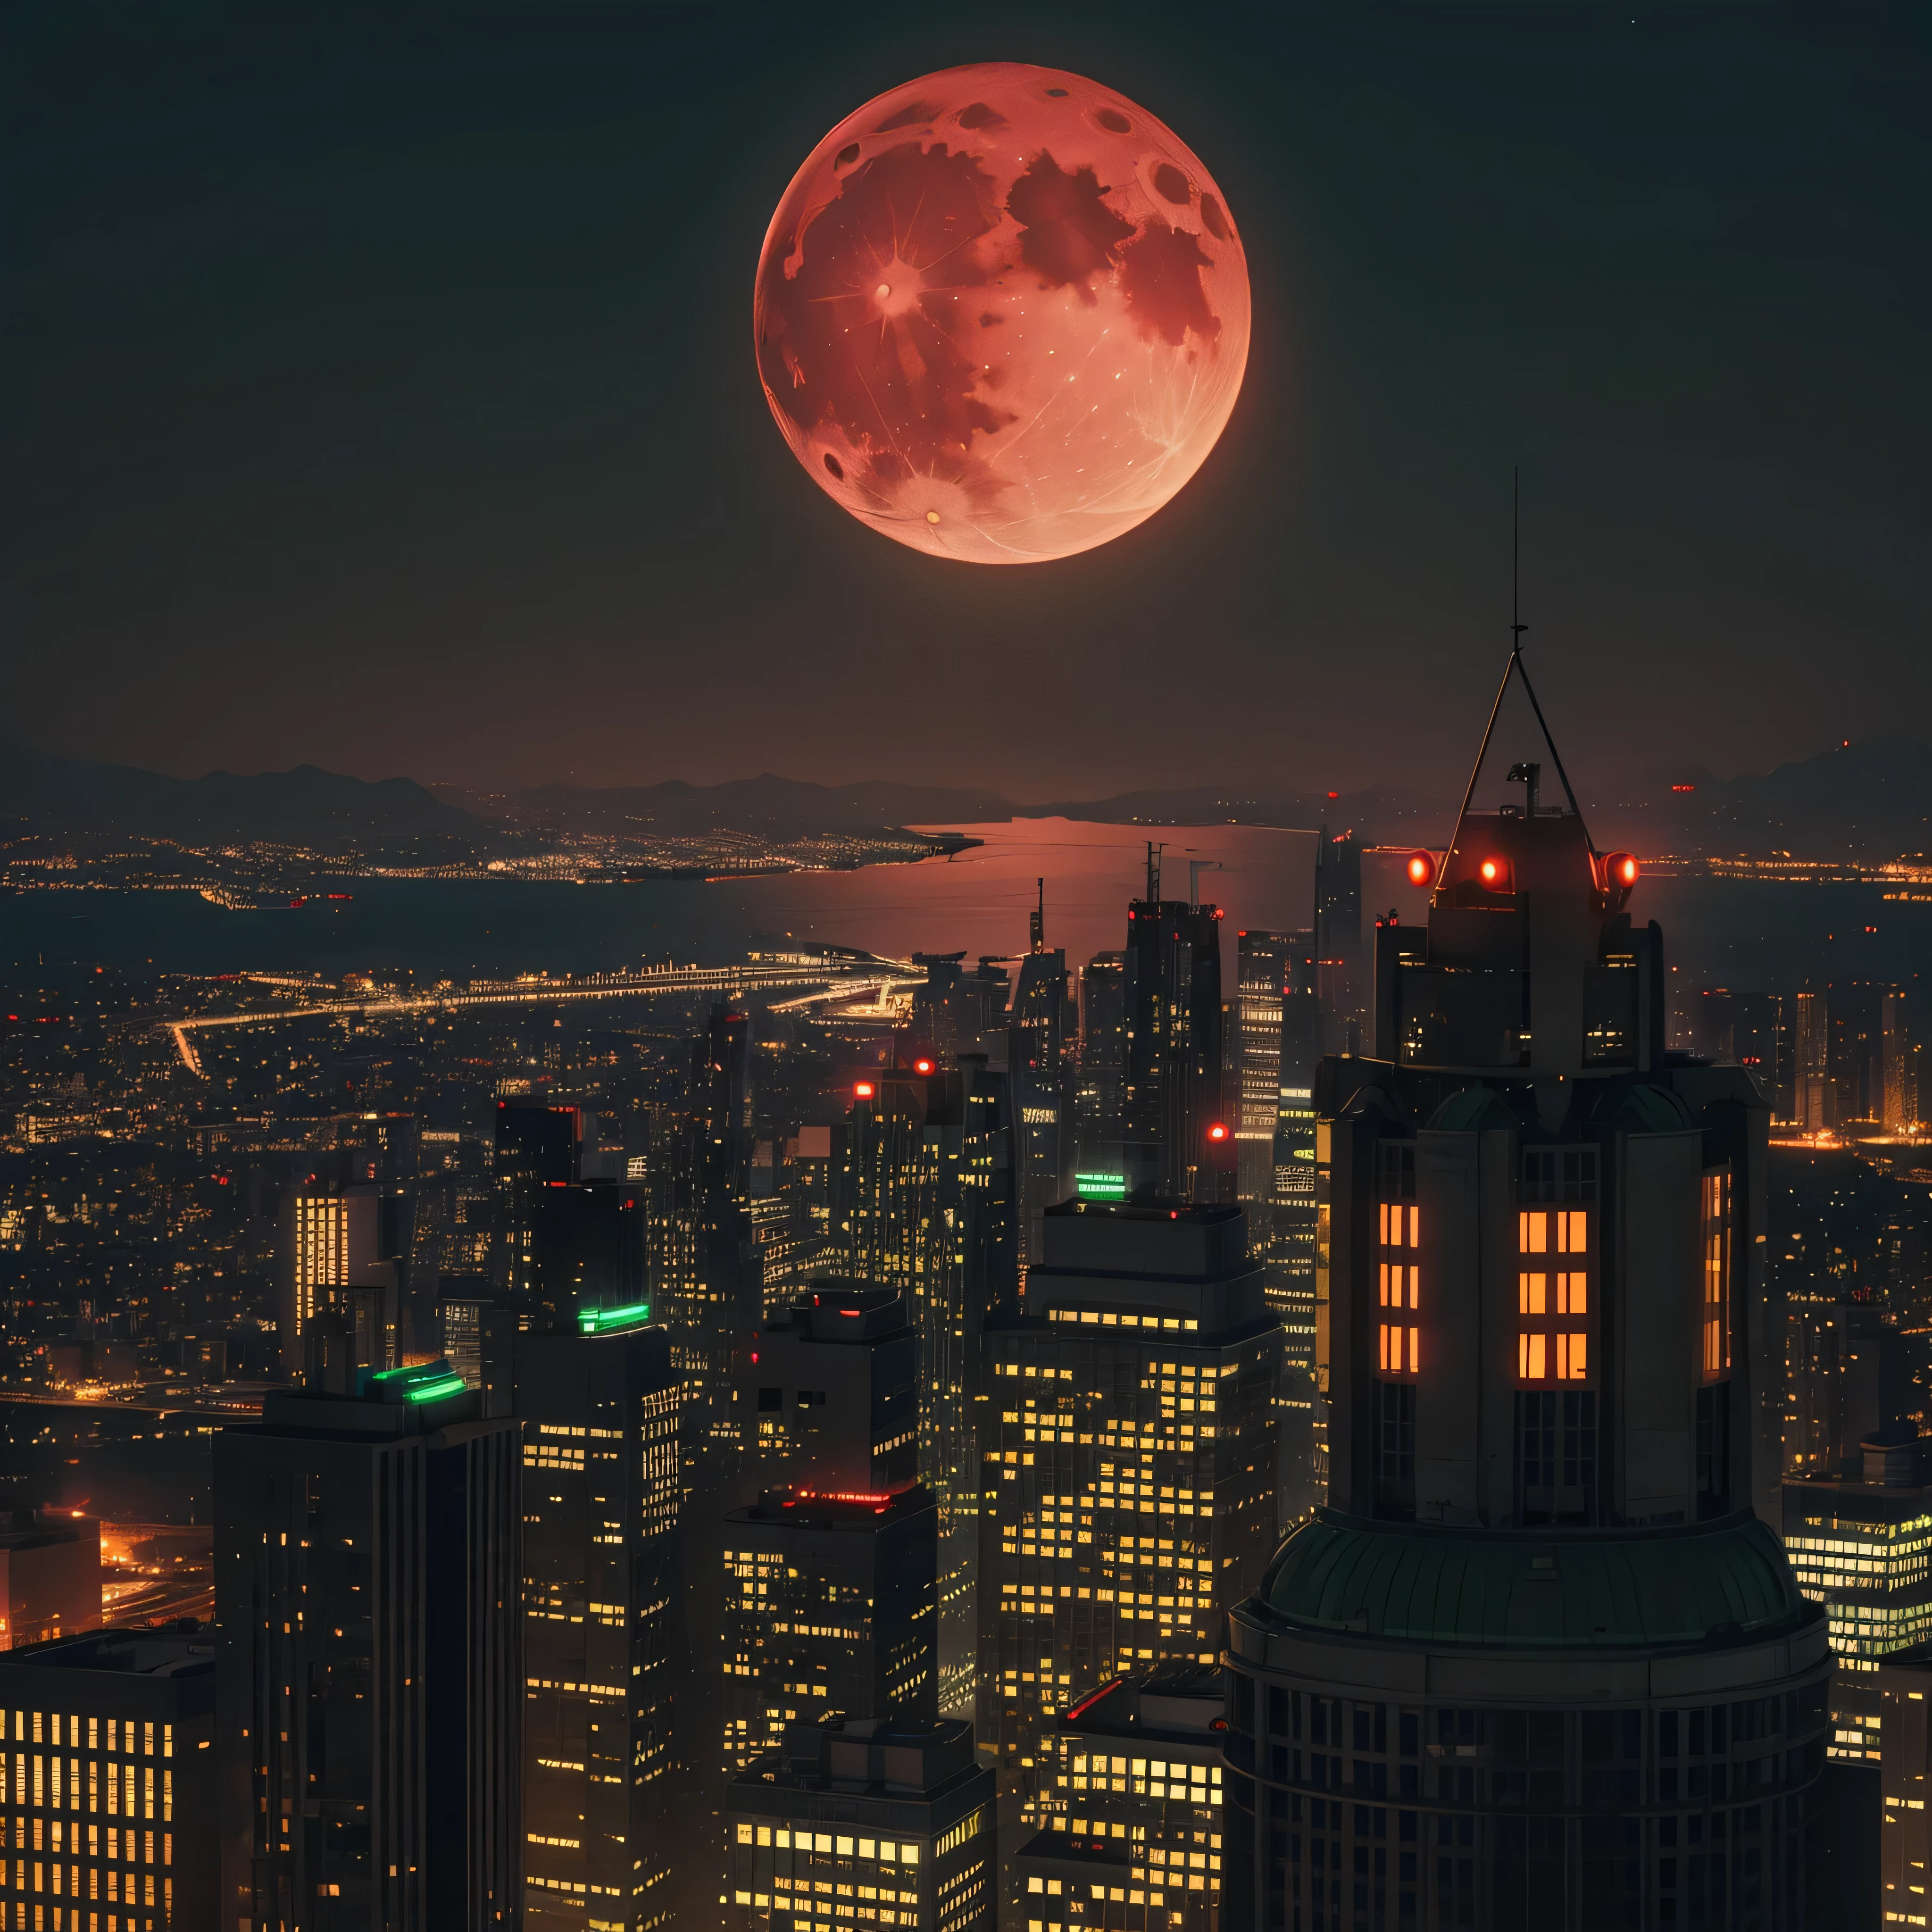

left=0, top=739, right=472, bottom=846
left=6, top=735, right=1932, bottom=862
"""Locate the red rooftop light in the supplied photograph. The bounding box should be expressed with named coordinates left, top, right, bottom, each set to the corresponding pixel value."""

left=1208, top=1122, right=1229, bottom=1143
left=914, top=1058, right=934, bottom=1075
left=1406, top=850, right=1436, bottom=889
left=1479, top=858, right=1502, bottom=885
left=1604, top=851, right=1639, bottom=890
left=1064, top=1678, right=1127, bottom=1724
left=854, top=1081, right=875, bottom=1099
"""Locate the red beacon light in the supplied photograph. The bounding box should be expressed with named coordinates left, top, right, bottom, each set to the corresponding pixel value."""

left=913, top=1058, right=934, bottom=1075
left=1479, top=858, right=1504, bottom=885
left=853, top=1080, right=875, bottom=1099
left=1603, top=851, right=1639, bottom=891
left=1406, top=850, right=1437, bottom=889
left=1207, top=1122, right=1229, bottom=1144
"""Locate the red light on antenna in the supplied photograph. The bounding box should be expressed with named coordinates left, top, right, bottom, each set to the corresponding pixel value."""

left=1605, top=851, right=1639, bottom=890
left=1326, top=791, right=1339, bottom=799
left=1406, top=850, right=1436, bottom=889
left=914, top=1058, right=934, bottom=1075
left=853, top=1081, right=875, bottom=1099
left=1208, top=1122, right=1229, bottom=1143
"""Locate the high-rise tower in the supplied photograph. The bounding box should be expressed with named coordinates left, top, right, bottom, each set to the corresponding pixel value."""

left=1122, top=846, right=1224, bottom=1202
left=1223, top=652, right=1830, bottom=1931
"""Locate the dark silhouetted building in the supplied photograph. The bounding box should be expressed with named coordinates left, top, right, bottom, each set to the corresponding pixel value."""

left=1121, top=849, right=1224, bottom=1202
left=0, top=1507, right=101, bottom=1652
left=751, top=1285, right=919, bottom=1494
left=1223, top=708, right=1831, bottom=1931
left=214, top=1357, right=520, bottom=1931
left=1074, top=953, right=1127, bottom=1189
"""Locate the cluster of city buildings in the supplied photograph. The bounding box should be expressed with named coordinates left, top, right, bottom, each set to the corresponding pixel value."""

left=8, top=677, right=1932, bottom=1928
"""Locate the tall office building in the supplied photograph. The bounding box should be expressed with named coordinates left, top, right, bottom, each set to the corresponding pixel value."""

left=1797, top=984, right=1832, bottom=1132
left=1009, top=899, right=1075, bottom=1270
left=516, top=1315, right=682, bottom=1930
left=214, top=1356, right=521, bottom=1930
left=724, top=1715, right=995, bottom=1932
left=750, top=1284, right=919, bottom=1492
left=1122, top=849, right=1225, bottom=1202
left=1234, top=930, right=1295, bottom=1212
left=1017, top=1666, right=1226, bottom=1932
left=1784, top=1427, right=1932, bottom=1766
left=0, top=1624, right=218, bottom=1930
left=1074, top=954, right=1127, bottom=1183
left=1223, top=691, right=1832, bottom=1931
left=720, top=1485, right=938, bottom=1774
left=1876, top=1647, right=1932, bottom=1923
left=277, top=1182, right=402, bottom=1373
left=1885, top=989, right=1921, bottom=1132
left=1314, top=824, right=1362, bottom=1031
left=837, top=1062, right=1015, bottom=1711
left=978, top=1199, right=1282, bottom=1836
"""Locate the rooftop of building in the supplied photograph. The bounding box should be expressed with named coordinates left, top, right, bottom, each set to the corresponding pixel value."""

left=1246, top=1508, right=1819, bottom=1654
left=0, top=1508, right=95, bottom=1551
left=0, top=1623, right=215, bottom=1678
left=1014, top=1830, right=1133, bottom=1873
left=730, top=1484, right=934, bottom=1529
left=730, top=1713, right=988, bottom=1807
left=769, top=1281, right=911, bottom=1342
left=1058, top=1665, right=1227, bottom=1748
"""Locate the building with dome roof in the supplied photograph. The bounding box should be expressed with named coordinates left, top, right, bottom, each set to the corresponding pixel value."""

left=1221, top=651, right=1832, bottom=1931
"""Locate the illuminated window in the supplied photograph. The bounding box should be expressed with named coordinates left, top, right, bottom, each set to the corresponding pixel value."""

left=1701, top=1171, right=1732, bottom=1379
left=1377, top=1324, right=1419, bottom=1374
left=1518, top=1332, right=1586, bottom=1382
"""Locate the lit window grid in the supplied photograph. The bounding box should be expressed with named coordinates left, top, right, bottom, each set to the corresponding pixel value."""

left=981, top=1336, right=1277, bottom=1826
left=727, top=1808, right=988, bottom=1932
left=1702, top=1169, right=1734, bottom=1381
left=0, top=1706, right=179, bottom=1923
left=1514, top=1209, right=1593, bottom=1387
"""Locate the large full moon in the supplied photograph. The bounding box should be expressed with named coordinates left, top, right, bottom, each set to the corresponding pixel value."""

left=753, top=63, right=1251, bottom=565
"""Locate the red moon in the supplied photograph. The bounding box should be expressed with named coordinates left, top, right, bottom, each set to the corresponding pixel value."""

left=754, top=63, right=1251, bottom=565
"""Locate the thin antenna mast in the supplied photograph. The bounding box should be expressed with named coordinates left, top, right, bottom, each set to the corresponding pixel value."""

left=1440, top=470, right=1597, bottom=884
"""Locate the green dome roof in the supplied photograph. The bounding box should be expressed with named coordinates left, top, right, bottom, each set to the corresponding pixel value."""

left=1254, top=1512, right=1812, bottom=1652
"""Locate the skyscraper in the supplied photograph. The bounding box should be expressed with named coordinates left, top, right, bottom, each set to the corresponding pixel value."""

left=836, top=1061, right=1015, bottom=1711
left=750, top=1283, right=920, bottom=1493
left=1234, top=930, right=1296, bottom=1211
left=516, top=1315, right=682, bottom=1930
left=0, top=1624, right=219, bottom=1930
left=1009, top=898, right=1075, bottom=1270
left=978, top=1199, right=1282, bottom=1838
left=720, top=1484, right=939, bottom=1774
left=1017, top=1666, right=1226, bottom=1932
left=724, top=1715, right=995, bottom=1932
left=1122, top=848, right=1224, bottom=1202
left=214, top=1356, right=521, bottom=1930
left=1314, top=823, right=1362, bottom=1033
left=1223, top=678, right=1832, bottom=1930
left=277, top=1182, right=401, bottom=1373
left=1074, top=954, right=1127, bottom=1184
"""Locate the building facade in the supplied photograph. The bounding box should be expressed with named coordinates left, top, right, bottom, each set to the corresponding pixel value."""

left=1018, top=1665, right=1226, bottom=1932
left=724, top=1715, right=995, bottom=1932
left=978, top=1200, right=1281, bottom=1837
left=213, top=1357, right=521, bottom=1931
left=720, top=1486, right=938, bottom=1775
left=0, top=1625, right=218, bottom=1931
left=1224, top=703, right=1832, bottom=1932
left=516, top=1318, right=682, bottom=1931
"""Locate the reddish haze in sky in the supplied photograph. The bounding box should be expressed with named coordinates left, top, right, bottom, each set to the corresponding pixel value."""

left=753, top=62, right=1251, bottom=565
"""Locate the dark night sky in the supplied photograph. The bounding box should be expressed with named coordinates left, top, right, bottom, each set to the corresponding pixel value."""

left=5, top=2, right=1927, bottom=802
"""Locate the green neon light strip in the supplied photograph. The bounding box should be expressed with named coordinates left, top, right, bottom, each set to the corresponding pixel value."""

left=404, top=1375, right=467, bottom=1403
left=578, top=1302, right=651, bottom=1333
left=1074, top=1174, right=1127, bottom=1197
